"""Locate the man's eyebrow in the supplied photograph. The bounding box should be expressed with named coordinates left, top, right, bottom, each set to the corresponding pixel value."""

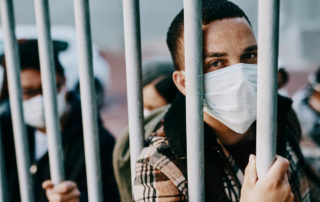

left=243, top=45, right=257, bottom=52
left=203, top=52, right=227, bottom=58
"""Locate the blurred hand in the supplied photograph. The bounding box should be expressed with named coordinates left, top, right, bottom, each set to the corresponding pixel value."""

left=42, top=180, right=80, bottom=202
left=240, top=155, right=294, bottom=202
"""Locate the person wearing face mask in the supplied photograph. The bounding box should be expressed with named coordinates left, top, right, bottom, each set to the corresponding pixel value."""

left=112, top=59, right=179, bottom=202
left=142, top=59, right=179, bottom=116
left=293, top=67, right=320, bottom=142
left=132, top=1, right=320, bottom=202
left=292, top=67, right=320, bottom=173
left=0, top=40, right=119, bottom=202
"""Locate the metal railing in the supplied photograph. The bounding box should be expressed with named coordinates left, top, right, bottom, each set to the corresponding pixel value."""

left=73, top=0, right=103, bottom=201
left=34, top=0, right=65, bottom=184
left=0, top=0, right=35, bottom=201
left=184, top=0, right=205, bottom=201
left=0, top=0, right=104, bottom=201
left=122, top=0, right=145, bottom=188
left=0, top=0, right=281, bottom=201
left=256, top=0, right=280, bottom=178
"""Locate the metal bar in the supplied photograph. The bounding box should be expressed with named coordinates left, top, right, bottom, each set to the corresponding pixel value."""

left=73, top=0, right=103, bottom=201
left=183, top=0, right=204, bottom=201
left=0, top=125, right=9, bottom=202
left=34, top=0, right=65, bottom=184
left=256, top=0, right=280, bottom=178
left=122, top=0, right=144, bottom=188
left=0, top=0, right=35, bottom=201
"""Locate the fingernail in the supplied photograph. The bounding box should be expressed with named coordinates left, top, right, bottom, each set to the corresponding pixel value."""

left=249, top=154, right=254, bottom=163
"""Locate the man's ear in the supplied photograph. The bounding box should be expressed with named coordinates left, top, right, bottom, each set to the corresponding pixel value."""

left=172, top=70, right=186, bottom=95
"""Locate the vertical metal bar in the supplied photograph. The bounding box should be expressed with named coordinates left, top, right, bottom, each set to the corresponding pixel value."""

left=0, top=0, right=35, bottom=201
left=0, top=125, right=8, bottom=202
left=256, top=0, right=280, bottom=178
left=184, top=0, right=204, bottom=201
left=122, top=0, right=144, bottom=188
left=73, top=0, right=103, bottom=201
left=34, top=0, right=65, bottom=184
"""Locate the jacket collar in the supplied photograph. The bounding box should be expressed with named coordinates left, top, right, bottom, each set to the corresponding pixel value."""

left=163, top=93, right=218, bottom=158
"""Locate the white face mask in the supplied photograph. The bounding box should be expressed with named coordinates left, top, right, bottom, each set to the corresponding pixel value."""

left=143, top=108, right=151, bottom=117
left=203, top=63, right=257, bottom=134
left=23, top=89, right=68, bottom=129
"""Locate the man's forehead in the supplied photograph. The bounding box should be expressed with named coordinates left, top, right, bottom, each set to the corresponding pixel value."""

left=202, top=17, right=256, bottom=54
left=202, top=17, right=253, bottom=38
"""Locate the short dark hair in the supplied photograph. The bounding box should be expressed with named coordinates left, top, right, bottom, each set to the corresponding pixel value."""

left=166, top=0, right=251, bottom=70
left=155, top=76, right=179, bottom=103
left=278, top=68, right=289, bottom=87
left=0, top=39, right=66, bottom=77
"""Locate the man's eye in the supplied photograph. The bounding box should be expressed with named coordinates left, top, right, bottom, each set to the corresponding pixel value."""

left=209, top=60, right=223, bottom=68
left=242, top=53, right=257, bottom=60
left=248, top=53, right=257, bottom=59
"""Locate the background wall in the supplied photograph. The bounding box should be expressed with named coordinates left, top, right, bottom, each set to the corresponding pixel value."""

left=4, top=0, right=320, bottom=70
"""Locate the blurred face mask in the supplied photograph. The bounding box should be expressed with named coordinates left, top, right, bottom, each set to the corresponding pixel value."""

left=203, top=63, right=257, bottom=134
left=23, top=89, right=68, bottom=129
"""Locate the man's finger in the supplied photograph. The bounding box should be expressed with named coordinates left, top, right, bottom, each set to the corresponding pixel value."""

left=42, top=180, right=54, bottom=190
left=265, top=155, right=290, bottom=182
left=243, top=154, right=257, bottom=187
left=52, top=181, right=77, bottom=194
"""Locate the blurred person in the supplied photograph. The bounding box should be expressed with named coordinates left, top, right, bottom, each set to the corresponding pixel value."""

left=113, top=59, right=179, bottom=202
left=293, top=67, right=320, bottom=141
left=142, top=59, right=178, bottom=116
left=0, top=25, right=110, bottom=111
left=132, top=0, right=320, bottom=201
left=0, top=40, right=119, bottom=202
left=293, top=67, right=320, bottom=173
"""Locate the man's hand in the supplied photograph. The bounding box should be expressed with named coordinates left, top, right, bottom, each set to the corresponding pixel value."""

left=42, top=180, right=80, bottom=202
left=240, top=155, right=294, bottom=202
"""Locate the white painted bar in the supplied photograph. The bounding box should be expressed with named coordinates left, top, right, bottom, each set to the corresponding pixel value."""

left=73, top=0, right=103, bottom=201
left=0, top=0, right=34, bottom=201
left=34, top=0, right=65, bottom=184
left=183, top=0, right=205, bottom=201
left=122, top=0, right=145, bottom=188
left=256, top=0, right=280, bottom=178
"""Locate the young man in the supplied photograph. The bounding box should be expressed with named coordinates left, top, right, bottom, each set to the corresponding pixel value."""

left=133, top=0, right=320, bottom=201
left=0, top=40, right=119, bottom=202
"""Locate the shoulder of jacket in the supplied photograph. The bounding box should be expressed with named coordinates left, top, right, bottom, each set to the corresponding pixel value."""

left=136, top=136, right=188, bottom=195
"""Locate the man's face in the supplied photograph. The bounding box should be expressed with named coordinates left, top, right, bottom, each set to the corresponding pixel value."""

left=172, top=17, right=257, bottom=145
left=202, top=17, right=257, bottom=73
left=21, top=68, right=64, bottom=100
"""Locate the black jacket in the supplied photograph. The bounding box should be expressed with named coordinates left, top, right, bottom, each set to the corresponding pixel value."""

left=0, top=92, right=119, bottom=202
